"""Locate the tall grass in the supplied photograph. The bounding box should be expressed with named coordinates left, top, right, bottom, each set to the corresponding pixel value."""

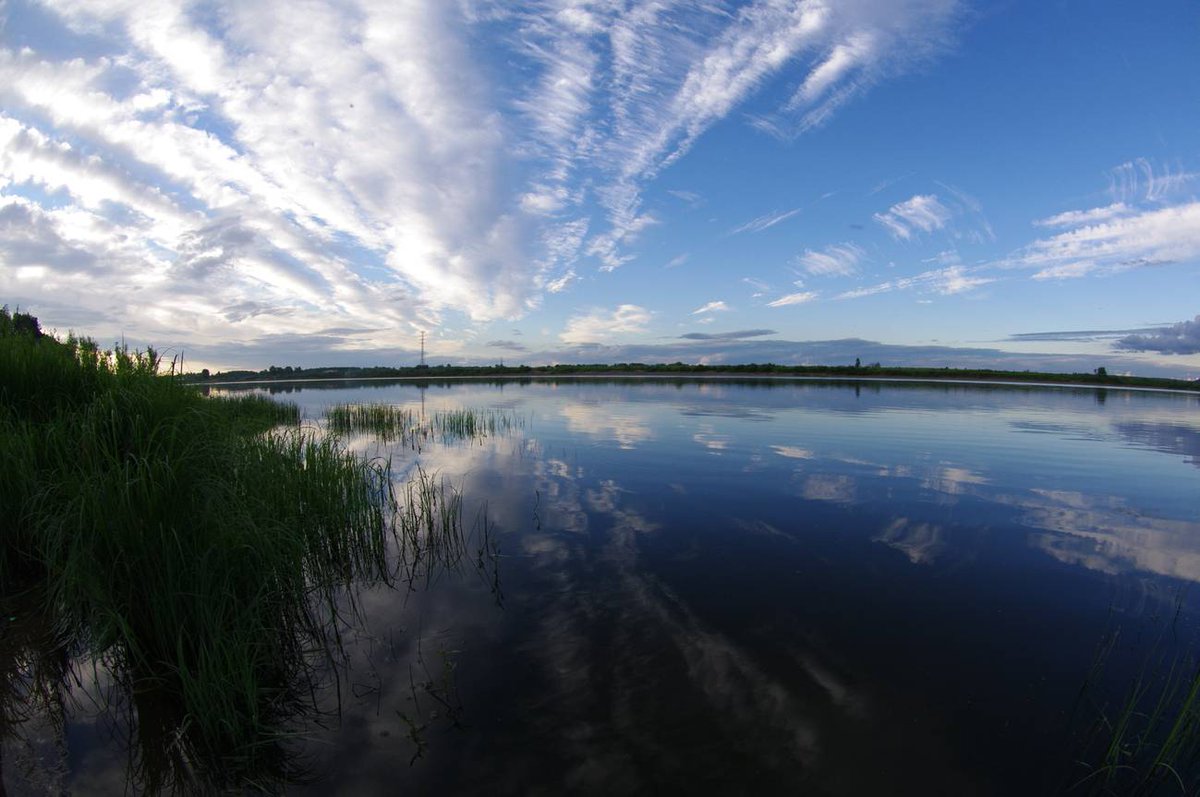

left=0, top=311, right=494, bottom=791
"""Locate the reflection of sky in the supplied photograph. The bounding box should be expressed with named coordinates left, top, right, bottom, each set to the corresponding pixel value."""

left=168, top=380, right=1200, bottom=791
left=560, top=402, right=654, bottom=450
left=265, top=378, right=1200, bottom=587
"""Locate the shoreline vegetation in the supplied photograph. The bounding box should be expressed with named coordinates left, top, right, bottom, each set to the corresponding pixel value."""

left=0, top=308, right=494, bottom=792
left=190, top=361, right=1200, bottom=393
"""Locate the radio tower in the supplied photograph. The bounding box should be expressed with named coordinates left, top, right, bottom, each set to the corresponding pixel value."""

left=419, top=331, right=426, bottom=367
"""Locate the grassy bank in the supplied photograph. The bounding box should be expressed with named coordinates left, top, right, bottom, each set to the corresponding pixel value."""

left=0, top=309, right=407, bottom=790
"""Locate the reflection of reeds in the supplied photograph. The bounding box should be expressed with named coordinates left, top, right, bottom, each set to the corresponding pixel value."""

left=0, top=587, right=71, bottom=777
left=393, top=465, right=501, bottom=599
left=397, top=637, right=464, bottom=765
left=0, top=323, right=500, bottom=791
left=325, top=403, right=524, bottom=447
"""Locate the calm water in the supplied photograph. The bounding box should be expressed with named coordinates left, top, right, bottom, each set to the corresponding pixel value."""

left=7, top=379, right=1200, bottom=794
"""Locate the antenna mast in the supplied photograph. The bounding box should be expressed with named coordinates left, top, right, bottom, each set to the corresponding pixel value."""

left=419, top=331, right=426, bottom=367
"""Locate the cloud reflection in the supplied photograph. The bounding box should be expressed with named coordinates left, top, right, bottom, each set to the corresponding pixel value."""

left=771, top=445, right=815, bottom=460
left=1114, top=421, right=1200, bottom=469
left=874, top=518, right=946, bottom=565
left=801, top=474, right=857, bottom=503
left=560, top=403, right=654, bottom=450
left=1006, top=489, right=1200, bottom=582
left=920, top=465, right=988, bottom=496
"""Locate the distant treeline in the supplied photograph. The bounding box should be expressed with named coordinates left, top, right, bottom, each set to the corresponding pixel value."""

left=190, top=361, right=1200, bottom=392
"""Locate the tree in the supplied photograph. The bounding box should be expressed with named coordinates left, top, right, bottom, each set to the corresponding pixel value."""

left=1, top=307, right=43, bottom=338
left=1095, top=366, right=1108, bottom=377
left=855, top=357, right=861, bottom=368
left=13, top=312, right=41, bottom=337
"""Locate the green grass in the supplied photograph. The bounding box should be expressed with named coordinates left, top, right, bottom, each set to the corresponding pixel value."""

left=0, top=309, right=494, bottom=791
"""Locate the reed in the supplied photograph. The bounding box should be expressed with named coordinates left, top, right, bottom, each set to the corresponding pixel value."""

left=325, top=402, right=416, bottom=441
left=323, top=402, right=523, bottom=447
left=1064, top=613, right=1200, bottom=795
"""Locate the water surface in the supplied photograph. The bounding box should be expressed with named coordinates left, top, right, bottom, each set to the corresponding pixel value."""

left=7, top=379, right=1200, bottom=794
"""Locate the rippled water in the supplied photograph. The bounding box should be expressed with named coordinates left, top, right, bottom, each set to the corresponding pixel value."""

left=9, top=378, right=1200, bottom=794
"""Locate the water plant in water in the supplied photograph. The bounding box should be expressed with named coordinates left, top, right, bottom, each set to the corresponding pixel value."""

left=1063, top=600, right=1200, bottom=795
left=325, top=402, right=524, bottom=448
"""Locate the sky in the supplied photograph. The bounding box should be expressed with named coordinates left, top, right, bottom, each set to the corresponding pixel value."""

left=1, top=0, right=1198, bottom=376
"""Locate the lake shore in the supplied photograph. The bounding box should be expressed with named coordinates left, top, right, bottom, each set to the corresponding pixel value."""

left=193, top=368, right=1200, bottom=395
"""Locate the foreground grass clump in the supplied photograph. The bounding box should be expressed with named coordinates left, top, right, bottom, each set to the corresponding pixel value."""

left=0, top=309, right=398, bottom=789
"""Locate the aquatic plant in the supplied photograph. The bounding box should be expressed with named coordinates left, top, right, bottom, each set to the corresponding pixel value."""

left=326, top=402, right=417, bottom=442
left=325, top=402, right=524, bottom=447
left=1063, top=607, right=1200, bottom=795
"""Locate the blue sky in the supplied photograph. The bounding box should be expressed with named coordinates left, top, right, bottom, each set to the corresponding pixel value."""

left=1, top=0, right=1198, bottom=376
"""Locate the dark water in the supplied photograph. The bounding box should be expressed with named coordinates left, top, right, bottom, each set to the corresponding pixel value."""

left=8, top=379, right=1200, bottom=794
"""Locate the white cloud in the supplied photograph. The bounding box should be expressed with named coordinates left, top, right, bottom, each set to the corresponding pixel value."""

left=980, top=160, right=1200, bottom=285
left=667, top=189, right=702, bottom=205
left=1030, top=262, right=1096, bottom=281
left=691, top=300, right=730, bottom=315
left=1016, top=201, right=1200, bottom=280
left=873, top=194, right=953, bottom=240
left=507, top=0, right=964, bottom=272
left=767, top=290, right=819, bottom=308
left=793, top=32, right=878, bottom=106
left=1108, top=158, right=1200, bottom=204
left=742, top=277, right=770, bottom=297
left=935, top=182, right=994, bottom=243
left=731, top=207, right=802, bottom=235
left=924, top=250, right=961, bottom=267
left=560, top=303, right=652, bottom=344
left=585, top=209, right=658, bottom=271
left=0, top=0, right=530, bottom=352
left=1034, top=202, right=1134, bottom=228
left=936, top=265, right=993, bottom=295
left=836, top=265, right=993, bottom=300
left=0, top=0, right=968, bottom=364
left=544, top=269, right=577, bottom=294
left=797, top=242, right=864, bottom=276
left=520, top=186, right=571, bottom=215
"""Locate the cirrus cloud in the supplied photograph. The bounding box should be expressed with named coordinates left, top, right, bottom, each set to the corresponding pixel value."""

left=767, top=290, right=819, bottom=308
left=1021, top=202, right=1200, bottom=280
left=873, top=194, right=953, bottom=240
left=692, top=300, right=730, bottom=315
left=0, top=0, right=968, bottom=364
left=797, top=242, right=865, bottom=276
